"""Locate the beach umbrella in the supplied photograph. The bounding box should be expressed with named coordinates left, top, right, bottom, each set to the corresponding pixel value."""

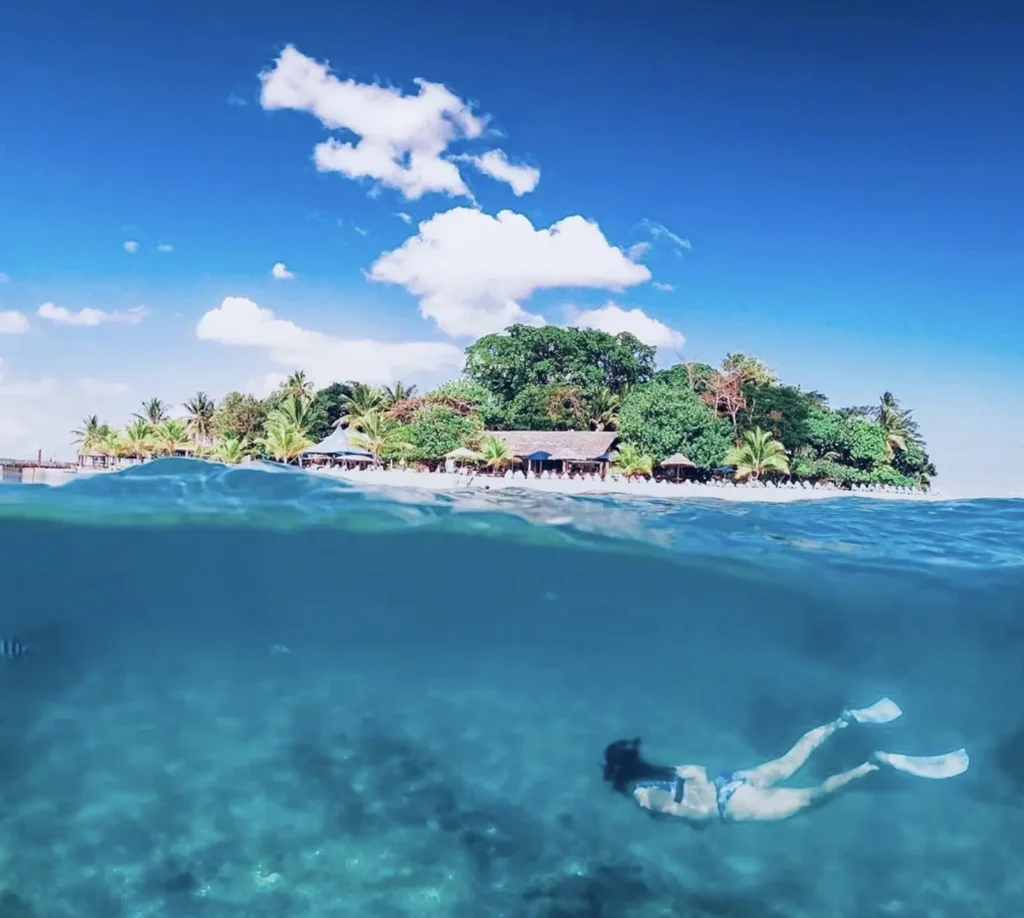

left=445, top=447, right=483, bottom=461
left=660, top=452, right=695, bottom=481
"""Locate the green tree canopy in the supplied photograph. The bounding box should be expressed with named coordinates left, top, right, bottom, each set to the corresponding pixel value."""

left=464, top=325, right=655, bottom=404
left=308, top=382, right=353, bottom=440
left=401, top=405, right=483, bottom=462
left=739, top=384, right=824, bottom=453
left=617, top=382, right=732, bottom=466
left=213, top=392, right=268, bottom=444
left=653, top=362, right=716, bottom=393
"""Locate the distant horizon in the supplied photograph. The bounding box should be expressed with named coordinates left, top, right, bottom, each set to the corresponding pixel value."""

left=2, top=2, right=1021, bottom=497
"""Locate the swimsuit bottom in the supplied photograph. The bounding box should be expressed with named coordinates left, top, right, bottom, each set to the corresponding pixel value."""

left=714, top=772, right=751, bottom=819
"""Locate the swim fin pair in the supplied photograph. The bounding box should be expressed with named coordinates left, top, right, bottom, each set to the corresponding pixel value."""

left=844, top=697, right=969, bottom=779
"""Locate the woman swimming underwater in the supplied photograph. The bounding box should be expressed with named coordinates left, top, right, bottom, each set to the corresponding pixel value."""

left=603, top=698, right=969, bottom=824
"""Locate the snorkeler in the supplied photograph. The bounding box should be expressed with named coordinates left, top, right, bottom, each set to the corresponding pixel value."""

left=603, top=698, right=969, bottom=824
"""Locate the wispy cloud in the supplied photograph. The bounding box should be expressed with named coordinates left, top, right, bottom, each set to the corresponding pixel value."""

left=271, top=262, right=294, bottom=280
left=79, top=377, right=129, bottom=396
left=0, top=310, right=30, bottom=334
left=397, top=212, right=412, bottom=224
left=0, top=272, right=10, bottom=283
left=354, top=225, right=369, bottom=237
left=156, top=243, right=173, bottom=253
left=639, top=218, right=691, bottom=254
left=123, top=240, right=139, bottom=254
left=227, top=92, right=248, bottom=107
left=652, top=281, right=675, bottom=292
left=37, top=303, right=149, bottom=327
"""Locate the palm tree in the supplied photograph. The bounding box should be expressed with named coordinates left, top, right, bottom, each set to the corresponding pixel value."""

left=272, top=396, right=315, bottom=436
left=348, top=410, right=410, bottom=465
left=336, top=383, right=383, bottom=428
left=611, top=443, right=654, bottom=480
left=873, top=391, right=920, bottom=460
left=184, top=391, right=217, bottom=447
left=588, top=387, right=622, bottom=431
left=150, top=419, right=193, bottom=457
left=212, top=436, right=248, bottom=464
left=122, top=418, right=155, bottom=460
left=724, top=427, right=791, bottom=480
left=71, top=415, right=105, bottom=461
left=281, top=370, right=314, bottom=403
left=97, top=427, right=125, bottom=465
left=382, top=381, right=418, bottom=407
left=134, top=397, right=169, bottom=426
left=479, top=434, right=512, bottom=474
left=260, top=416, right=312, bottom=463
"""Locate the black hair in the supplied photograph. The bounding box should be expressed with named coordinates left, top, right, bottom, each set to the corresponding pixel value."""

left=602, top=738, right=677, bottom=795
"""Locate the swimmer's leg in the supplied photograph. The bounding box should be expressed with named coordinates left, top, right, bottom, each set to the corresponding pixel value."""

left=727, top=761, right=880, bottom=822
left=738, top=717, right=847, bottom=788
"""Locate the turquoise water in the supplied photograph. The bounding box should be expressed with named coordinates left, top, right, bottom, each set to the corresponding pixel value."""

left=1, top=460, right=1022, bottom=917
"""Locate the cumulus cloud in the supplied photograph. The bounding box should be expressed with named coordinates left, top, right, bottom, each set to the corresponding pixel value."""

left=37, top=303, right=149, bottom=327
left=79, top=377, right=130, bottom=397
left=369, top=207, right=651, bottom=338
left=652, top=281, right=675, bottom=292
left=462, top=150, right=540, bottom=196
left=156, top=243, right=174, bottom=253
left=195, top=296, right=463, bottom=385
left=123, top=240, right=139, bottom=254
left=569, top=302, right=685, bottom=349
left=260, top=45, right=489, bottom=200
left=271, top=262, right=294, bottom=280
left=0, top=310, right=30, bottom=334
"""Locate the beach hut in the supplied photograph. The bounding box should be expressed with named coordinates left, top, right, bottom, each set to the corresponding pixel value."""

left=487, top=431, right=618, bottom=478
left=659, top=453, right=696, bottom=482
left=301, top=427, right=373, bottom=467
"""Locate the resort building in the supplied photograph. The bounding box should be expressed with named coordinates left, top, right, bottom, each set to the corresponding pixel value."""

left=488, top=430, right=619, bottom=477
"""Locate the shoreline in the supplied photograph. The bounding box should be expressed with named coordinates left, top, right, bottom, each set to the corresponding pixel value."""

left=314, top=467, right=946, bottom=503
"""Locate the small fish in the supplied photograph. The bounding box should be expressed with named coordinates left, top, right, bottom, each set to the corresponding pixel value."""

left=0, top=638, right=30, bottom=659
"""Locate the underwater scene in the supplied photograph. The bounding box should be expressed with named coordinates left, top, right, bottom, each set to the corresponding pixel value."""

left=1, top=460, right=1022, bottom=918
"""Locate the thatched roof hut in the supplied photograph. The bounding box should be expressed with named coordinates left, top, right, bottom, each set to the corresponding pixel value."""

left=660, top=453, right=695, bottom=468
left=489, top=431, right=618, bottom=462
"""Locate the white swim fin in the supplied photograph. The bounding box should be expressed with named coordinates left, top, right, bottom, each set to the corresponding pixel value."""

left=875, top=748, right=970, bottom=779
left=845, top=697, right=903, bottom=725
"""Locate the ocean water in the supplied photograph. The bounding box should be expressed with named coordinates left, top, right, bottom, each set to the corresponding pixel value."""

left=1, top=460, right=1022, bottom=918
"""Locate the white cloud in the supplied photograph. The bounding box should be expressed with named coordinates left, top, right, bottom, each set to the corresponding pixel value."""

left=271, top=262, right=295, bottom=280
left=123, top=240, right=139, bottom=254
left=640, top=218, right=691, bottom=252
left=79, top=377, right=130, bottom=397
left=627, top=242, right=650, bottom=262
left=259, top=45, right=488, bottom=200
left=227, top=92, right=248, bottom=107
left=354, top=225, right=369, bottom=237
left=0, top=359, right=68, bottom=460
left=397, top=212, right=412, bottom=224
left=652, top=281, right=675, bottom=292
left=156, top=243, right=174, bottom=253
left=195, top=296, right=463, bottom=385
left=463, top=150, right=540, bottom=196
left=569, top=302, right=685, bottom=350
left=369, top=207, right=651, bottom=338
left=37, top=303, right=149, bottom=327
left=0, top=310, right=30, bottom=334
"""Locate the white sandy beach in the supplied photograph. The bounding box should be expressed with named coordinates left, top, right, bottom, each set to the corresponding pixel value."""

left=314, top=467, right=943, bottom=502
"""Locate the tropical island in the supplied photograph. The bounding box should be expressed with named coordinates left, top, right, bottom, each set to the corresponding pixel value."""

left=72, top=325, right=935, bottom=490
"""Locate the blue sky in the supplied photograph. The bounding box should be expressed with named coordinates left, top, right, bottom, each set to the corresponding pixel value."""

left=1, top=2, right=1021, bottom=495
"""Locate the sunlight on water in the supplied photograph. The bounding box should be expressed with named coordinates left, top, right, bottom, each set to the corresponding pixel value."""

left=1, top=460, right=1022, bottom=917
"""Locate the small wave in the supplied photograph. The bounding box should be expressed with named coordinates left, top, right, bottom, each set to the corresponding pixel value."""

left=1, top=459, right=1022, bottom=571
